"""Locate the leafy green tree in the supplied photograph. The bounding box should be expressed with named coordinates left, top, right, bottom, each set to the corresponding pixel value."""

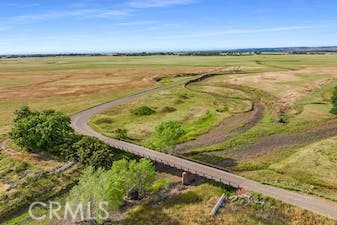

left=73, top=136, right=115, bottom=169
left=68, top=167, right=125, bottom=224
left=13, top=105, right=35, bottom=122
left=110, top=158, right=156, bottom=199
left=330, top=87, right=337, bottom=115
left=10, top=107, right=120, bottom=163
left=109, top=158, right=129, bottom=185
left=58, top=133, right=83, bottom=160
left=128, top=158, right=156, bottom=198
left=68, top=159, right=156, bottom=223
left=149, top=120, right=185, bottom=150
left=10, top=106, right=73, bottom=154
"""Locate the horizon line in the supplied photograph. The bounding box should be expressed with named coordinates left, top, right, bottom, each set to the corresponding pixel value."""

left=2, top=45, right=337, bottom=56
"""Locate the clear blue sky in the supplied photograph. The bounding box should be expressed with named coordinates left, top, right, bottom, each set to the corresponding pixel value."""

left=1, top=0, right=337, bottom=54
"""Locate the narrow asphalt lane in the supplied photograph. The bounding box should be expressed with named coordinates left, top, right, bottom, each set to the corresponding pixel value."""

left=71, top=69, right=337, bottom=220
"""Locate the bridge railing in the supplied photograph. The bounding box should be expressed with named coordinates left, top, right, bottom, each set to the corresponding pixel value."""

left=109, top=141, right=240, bottom=189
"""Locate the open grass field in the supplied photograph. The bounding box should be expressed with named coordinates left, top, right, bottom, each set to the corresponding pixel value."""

left=240, top=136, right=337, bottom=201
left=89, top=83, right=253, bottom=146
left=0, top=150, right=81, bottom=221
left=5, top=174, right=337, bottom=225
left=0, top=138, right=80, bottom=221
left=0, top=55, right=221, bottom=136
left=2, top=54, right=337, bottom=135
left=2, top=54, right=337, bottom=223
left=88, top=54, right=337, bottom=202
left=121, top=183, right=337, bottom=225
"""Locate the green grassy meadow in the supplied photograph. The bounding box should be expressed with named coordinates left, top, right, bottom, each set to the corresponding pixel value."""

left=89, top=83, right=252, bottom=145
left=2, top=54, right=337, bottom=224
left=240, top=136, right=337, bottom=201
left=121, top=183, right=337, bottom=225
left=87, top=54, right=337, bottom=201
left=6, top=180, right=337, bottom=225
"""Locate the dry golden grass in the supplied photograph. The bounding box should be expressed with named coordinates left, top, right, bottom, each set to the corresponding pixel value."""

left=227, top=67, right=337, bottom=114
left=122, top=183, right=337, bottom=225
left=0, top=67, right=210, bottom=100
left=1, top=139, right=64, bottom=171
left=0, top=65, right=211, bottom=136
left=0, top=183, right=10, bottom=192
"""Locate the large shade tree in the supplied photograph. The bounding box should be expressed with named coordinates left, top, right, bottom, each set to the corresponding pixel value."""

left=10, top=106, right=73, bottom=155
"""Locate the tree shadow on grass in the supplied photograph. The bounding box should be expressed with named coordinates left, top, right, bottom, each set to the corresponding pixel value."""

left=120, top=204, right=182, bottom=225
left=190, top=153, right=237, bottom=168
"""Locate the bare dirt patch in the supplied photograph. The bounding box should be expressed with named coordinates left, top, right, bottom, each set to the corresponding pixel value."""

left=0, top=139, right=64, bottom=171
left=0, top=183, right=10, bottom=192
left=224, top=121, right=337, bottom=164
left=176, top=101, right=264, bottom=152
left=228, top=67, right=337, bottom=113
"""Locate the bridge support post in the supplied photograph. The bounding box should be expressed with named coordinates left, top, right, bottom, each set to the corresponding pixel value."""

left=182, top=171, right=196, bottom=185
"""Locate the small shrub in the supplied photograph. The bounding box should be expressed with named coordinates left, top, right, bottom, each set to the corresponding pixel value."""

left=131, top=106, right=156, bottom=116
left=174, top=99, right=184, bottom=104
left=0, top=193, right=8, bottom=201
left=150, top=178, right=171, bottom=193
left=161, top=106, right=177, bottom=113
left=330, top=87, right=337, bottom=115
left=113, top=128, right=128, bottom=140
left=278, top=112, right=289, bottom=123
left=147, top=120, right=185, bottom=151
left=94, top=117, right=114, bottom=124
left=216, top=105, right=229, bottom=113
left=177, top=92, right=190, bottom=99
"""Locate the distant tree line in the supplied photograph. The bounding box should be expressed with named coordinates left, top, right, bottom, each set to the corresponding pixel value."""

left=3, top=47, right=336, bottom=58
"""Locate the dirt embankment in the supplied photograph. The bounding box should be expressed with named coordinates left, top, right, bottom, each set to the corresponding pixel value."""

left=233, top=121, right=337, bottom=161
left=176, top=100, right=264, bottom=152
left=0, top=138, right=64, bottom=171
left=176, top=68, right=265, bottom=152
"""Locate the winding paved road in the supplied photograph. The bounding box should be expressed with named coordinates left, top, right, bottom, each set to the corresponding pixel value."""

left=71, top=69, right=337, bottom=220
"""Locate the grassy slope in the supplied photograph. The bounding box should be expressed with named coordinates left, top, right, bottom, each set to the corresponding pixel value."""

left=87, top=54, right=337, bottom=202
left=6, top=177, right=337, bottom=225
left=122, top=183, right=337, bottom=225
left=89, top=84, right=252, bottom=145
left=241, top=136, right=337, bottom=201
left=0, top=152, right=81, bottom=220
left=3, top=54, right=337, bottom=223
left=2, top=54, right=336, bottom=135
left=184, top=57, right=337, bottom=200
